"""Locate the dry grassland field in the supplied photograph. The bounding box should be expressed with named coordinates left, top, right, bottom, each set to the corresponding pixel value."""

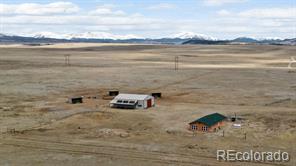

left=0, top=43, right=295, bottom=166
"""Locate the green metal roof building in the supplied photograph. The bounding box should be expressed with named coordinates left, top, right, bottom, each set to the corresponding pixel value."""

left=189, top=113, right=227, bottom=132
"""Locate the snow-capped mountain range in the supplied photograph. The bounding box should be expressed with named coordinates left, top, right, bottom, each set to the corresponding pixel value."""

left=0, top=31, right=295, bottom=45
left=24, top=32, right=142, bottom=40
left=1, top=31, right=286, bottom=41
left=17, top=31, right=219, bottom=41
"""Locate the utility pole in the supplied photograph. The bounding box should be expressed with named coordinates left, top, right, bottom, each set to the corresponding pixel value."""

left=175, top=56, right=179, bottom=71
left=64, top=54, right=70, bottom=66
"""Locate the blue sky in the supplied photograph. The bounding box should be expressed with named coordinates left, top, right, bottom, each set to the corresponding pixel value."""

left=0, top=0, right=295, bottom=39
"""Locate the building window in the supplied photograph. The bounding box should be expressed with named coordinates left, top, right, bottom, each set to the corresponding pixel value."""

left=191, top=125, right=197, bottom=130
left=202, top=126, right=208, bottom=131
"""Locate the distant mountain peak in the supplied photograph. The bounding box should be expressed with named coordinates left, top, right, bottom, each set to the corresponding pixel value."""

left=170, top=32, right=217, bottom=40
left=66, top=32, right=142, bottom=40
left=31, top=32, right=65, bottom=39
left=232, top=37, right=258, bottom=43
left=234, top=36, right=283, bottom=42
left=257, top=37, right=283, bottom=41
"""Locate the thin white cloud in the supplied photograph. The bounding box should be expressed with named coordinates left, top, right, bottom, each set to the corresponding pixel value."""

left=212, top=7, right=296, bottom=38
left=239, top=7, right=296, bottom=19
left=89, top=5, right=125, bottom=16
left=0, top=2, right=79, bottom=15
left=0, top=2, right=157, bottom=27
left=204, top=0, right=248, bottom=6
left=147, top=3, right=176, bottom=10
left=217, top=9, right=231, bottom=16
left=2, top=15, right=157, bottom=26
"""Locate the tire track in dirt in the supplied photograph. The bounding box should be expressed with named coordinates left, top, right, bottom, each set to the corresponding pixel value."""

left=0, top=136, right=284, bottom=166
left=1, top=137, right=212, bottom=165
left=146, top=71, right=214, bottom=92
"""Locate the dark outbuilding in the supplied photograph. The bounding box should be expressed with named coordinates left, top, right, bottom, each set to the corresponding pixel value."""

left=151, top=93, right=162, bottom=98
left=68, top=97, right=83, bottom=104
left=109, top=90, right=119, bottom=96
